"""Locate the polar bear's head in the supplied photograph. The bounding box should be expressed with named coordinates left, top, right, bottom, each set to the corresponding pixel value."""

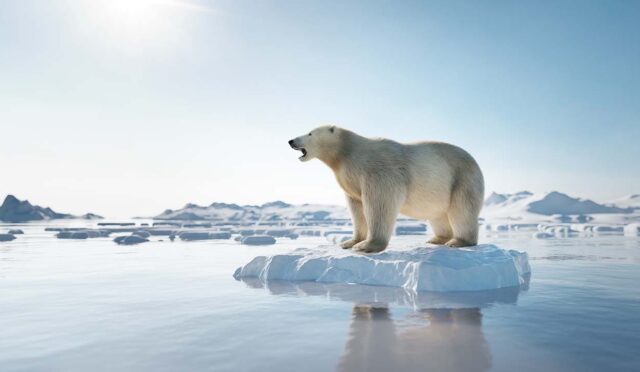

left=288, top=125, right=342, bottom=163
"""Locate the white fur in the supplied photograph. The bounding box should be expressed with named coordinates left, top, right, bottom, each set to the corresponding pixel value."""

left=289, top=126, right=484, bottom=252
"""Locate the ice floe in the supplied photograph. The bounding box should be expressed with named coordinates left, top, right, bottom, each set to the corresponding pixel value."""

left=241, top=235, right=277, bottom=246
left=178, top=231, right=232, bottom=241
left=113, top=235, right=149, bottom=245
left=624, top=223, right=640, bottom=236
left=0, top=233, right=16, bottom=242
left=234, top=244, right=530, bottom=292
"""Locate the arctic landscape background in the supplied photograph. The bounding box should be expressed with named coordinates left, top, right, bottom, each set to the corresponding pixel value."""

left=1, top=0, right=639, bottom=218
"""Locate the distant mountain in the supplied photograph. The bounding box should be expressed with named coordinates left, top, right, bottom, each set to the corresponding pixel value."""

left=157, top=192, right=640, bottom=224
left=0, top=195, right=103, bottom=222
left=484, top=191, right=532, bottom=206
left=155, top=201, right=348, bottom=221
left=482, top=191, right=636, bottom=223
left=80, top=213, right=104, bottom=220
left=527, top=191, right=629, bottom=215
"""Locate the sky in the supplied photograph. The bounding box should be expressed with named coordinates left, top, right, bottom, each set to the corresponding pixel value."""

left=0, top=0, right=639, bottom=217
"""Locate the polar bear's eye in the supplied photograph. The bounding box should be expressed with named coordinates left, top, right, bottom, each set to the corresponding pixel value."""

left=308, top=133, right=312, bottom=136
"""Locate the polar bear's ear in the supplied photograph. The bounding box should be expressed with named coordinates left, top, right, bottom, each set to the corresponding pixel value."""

left=329, top=126, right=335, bottom=133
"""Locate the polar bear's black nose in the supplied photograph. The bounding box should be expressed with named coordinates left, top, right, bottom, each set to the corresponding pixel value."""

left=288, top=139, right=295, bottom=148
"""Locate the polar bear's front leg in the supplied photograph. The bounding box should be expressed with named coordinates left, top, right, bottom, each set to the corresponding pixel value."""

left=353, top=185, right=404, bottom=253
left=341, top=196, right=368, bottom=249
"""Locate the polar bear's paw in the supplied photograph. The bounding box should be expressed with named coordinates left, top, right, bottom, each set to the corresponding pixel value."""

left=444, top=238, right=473, bottom=248
left=340, top=238, right=362, bottom=249
left=427, top=236, right=451, bottom=245
left=352, top=239, right=387, bottom=254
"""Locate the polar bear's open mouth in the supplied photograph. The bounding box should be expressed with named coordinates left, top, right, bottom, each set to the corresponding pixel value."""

left=290, top=143, right=307, bottom=160
left=297, top=148, right=307, bottom=160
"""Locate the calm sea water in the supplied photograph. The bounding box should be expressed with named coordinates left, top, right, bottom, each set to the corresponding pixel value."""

left=1, top=221, right=639, bottom=372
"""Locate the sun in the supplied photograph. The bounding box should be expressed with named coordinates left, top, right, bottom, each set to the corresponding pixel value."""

left=100, top=0, right=168, bottom=43
left=76, top=0, right=212, bottom=52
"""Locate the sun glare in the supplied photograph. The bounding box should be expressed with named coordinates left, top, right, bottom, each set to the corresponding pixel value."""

left=77, top=0, right=212, bottom=51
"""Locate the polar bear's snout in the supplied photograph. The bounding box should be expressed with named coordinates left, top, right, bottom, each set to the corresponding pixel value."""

left=288, top=138, right=308, bottom=160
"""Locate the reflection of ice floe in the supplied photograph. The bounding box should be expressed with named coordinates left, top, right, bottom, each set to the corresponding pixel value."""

left=234, top=244, right=530, bottom=292
left=237, top=278, right=526, bottom=310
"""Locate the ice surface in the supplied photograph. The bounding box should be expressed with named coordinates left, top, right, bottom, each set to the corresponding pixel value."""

left=234, top=244, right=530, bottom=292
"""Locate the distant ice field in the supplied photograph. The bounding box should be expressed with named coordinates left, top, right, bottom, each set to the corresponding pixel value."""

left=1, top=220, right=639, bottom=372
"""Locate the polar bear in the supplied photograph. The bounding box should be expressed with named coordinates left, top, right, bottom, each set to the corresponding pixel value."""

left=288, top=125, right=484, bottom=253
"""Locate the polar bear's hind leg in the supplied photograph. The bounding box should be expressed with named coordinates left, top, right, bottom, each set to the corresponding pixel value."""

left=427, top=214, right=454, bottom=245
left=446, top=172, right=483, bottom=247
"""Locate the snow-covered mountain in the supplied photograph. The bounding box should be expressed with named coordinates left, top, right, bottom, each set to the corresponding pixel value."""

left=155, top=191, right=640, bottom=225
left=0, top=195, right=103, bottom=222
left=155, top=201, right=350, bottom=222
left=482, top=191, right=638, bottom=224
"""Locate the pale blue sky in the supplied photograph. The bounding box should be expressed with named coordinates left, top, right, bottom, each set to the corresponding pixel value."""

left=1, top=0, right=638, bottom=217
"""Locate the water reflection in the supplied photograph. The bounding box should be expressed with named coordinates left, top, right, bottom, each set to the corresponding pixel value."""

left=338, top=306, right=489, bottom=372
left=237, top=278, right=528, bottom=372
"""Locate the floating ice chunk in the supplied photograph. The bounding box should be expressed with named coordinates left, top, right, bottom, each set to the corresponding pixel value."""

left=0, top=233, right=16, bottom=242
left=265, top=229, right=294, bottom=238
left=624, top=223, right=640, bottom=236
left=55, top=230, right=107, bottom=239
left=132, top=230, right=151, bottom=239
left=592, top=225, right=623, bottom=233
left=241, top=235, right=276, bottom=246
left=533, top=232, right=554, bottom=239
left=234, top=244, right=531, bottom=292
left=179, top=231, right=232, bottom=241
left=492, top=224, right=510, bottom=232
left=113, top=235, right=148, bottom=245
left=57, top=231, right=89, bottom=239
left=395, top=224, right=427, bottom=235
